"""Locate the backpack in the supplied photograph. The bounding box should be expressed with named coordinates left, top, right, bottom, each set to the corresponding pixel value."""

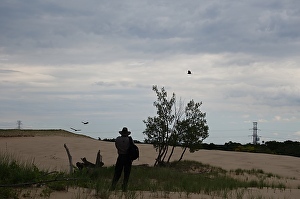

left=128, top=137, right=139, bottom=161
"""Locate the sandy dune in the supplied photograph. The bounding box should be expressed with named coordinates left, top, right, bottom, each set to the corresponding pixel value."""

left=1, top=136, right=300, bottom=198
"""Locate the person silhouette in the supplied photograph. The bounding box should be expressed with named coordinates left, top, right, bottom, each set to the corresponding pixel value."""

left=110, top=127, right=133, bottom=191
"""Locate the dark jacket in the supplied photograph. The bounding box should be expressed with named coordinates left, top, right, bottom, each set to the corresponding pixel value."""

left=115, top=135, right=130, bottom=155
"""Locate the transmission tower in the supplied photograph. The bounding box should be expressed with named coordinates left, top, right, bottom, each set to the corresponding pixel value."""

left=252, top=122, right=260, bottom=144
left=17, top=120, right=22, bottom=129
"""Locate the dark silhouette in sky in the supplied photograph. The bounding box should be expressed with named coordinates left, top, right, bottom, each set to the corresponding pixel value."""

left=70, top=127, right=81, bottom=131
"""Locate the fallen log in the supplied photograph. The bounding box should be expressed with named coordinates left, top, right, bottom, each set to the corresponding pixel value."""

left=76, top=150, right=104, bottom=170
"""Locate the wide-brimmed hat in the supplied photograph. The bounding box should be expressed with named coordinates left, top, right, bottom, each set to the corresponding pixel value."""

left=119, top=127, right=131, bottom=135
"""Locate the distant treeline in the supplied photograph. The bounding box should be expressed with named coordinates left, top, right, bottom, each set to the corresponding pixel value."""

left=102, top=137, right=300, bottom=158
left=201, top=140, right=300, bottom=158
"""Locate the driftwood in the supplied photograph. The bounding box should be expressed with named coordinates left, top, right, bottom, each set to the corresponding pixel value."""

left=76, top=150, right=104, bottom=170
left=64, top=144, right=74, bottom=174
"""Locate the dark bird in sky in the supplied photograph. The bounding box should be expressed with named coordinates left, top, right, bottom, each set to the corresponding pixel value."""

left=70, top=127, right=81, bottom=131
left=187, top=70, right=192, bottom=74
left=82, top=121, right=89, bottom=125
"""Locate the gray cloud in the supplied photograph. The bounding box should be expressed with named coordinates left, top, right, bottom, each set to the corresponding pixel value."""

left=1, top=0, right=300, bottom=65
left=0, top=69, right=20, bottom=73
left=0, top=0, right=300, bottom=143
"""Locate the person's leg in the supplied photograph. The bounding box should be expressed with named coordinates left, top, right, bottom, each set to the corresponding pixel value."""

left=110, top=156, right=124, bottom=190
left=122, top=157, right=132, bottom=191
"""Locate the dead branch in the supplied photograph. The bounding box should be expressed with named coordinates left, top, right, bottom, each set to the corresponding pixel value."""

left=64, top=144, right=74, bottom=174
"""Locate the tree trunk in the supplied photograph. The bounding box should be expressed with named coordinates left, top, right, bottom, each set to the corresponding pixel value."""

left=161, top=144, right=169, bottom=162
left=178, top=147, right=187, bottom=162
left=154, top=145, right=163, bottom=166
left=155, top=149, right=165, bottom=166
left=155, top=144, right=167, bottom=166
left=167, top=145, right=176, bottom=163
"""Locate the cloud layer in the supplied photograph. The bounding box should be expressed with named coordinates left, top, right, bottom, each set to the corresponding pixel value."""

left=1, top=0, right=300, bottom=143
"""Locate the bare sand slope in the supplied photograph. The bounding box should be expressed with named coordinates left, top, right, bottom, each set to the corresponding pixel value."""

left=1, top=136, right=299, bottom=178
left=1, top=136, right=300, bottom=199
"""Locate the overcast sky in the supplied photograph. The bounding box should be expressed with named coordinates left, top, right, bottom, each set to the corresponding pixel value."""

left=1, top=0, right=300, bottom=144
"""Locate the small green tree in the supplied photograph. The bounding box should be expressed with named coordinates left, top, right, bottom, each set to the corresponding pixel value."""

left=143, top=85, right=209, bottom=166
left=176, top=100, right=209, bottom=161
left=143, top=85, right=176, bottom=166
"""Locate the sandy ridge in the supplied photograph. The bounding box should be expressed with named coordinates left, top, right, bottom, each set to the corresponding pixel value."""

left=1, top=135, right=300, bottom=198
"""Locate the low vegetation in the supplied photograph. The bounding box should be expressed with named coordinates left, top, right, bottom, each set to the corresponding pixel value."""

left=0, top=152, right=293, bottom=199
left=202, top=140, right=300, bottom=158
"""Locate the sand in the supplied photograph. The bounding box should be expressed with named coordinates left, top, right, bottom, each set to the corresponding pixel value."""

left=1, top=136, right=300, bottom=198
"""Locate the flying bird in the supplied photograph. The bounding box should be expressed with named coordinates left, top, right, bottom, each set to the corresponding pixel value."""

left=82, top=121, right=89, bottom=125
left=70, top=127, right=81, bottom=132
left=187, top=70, right=192, bottom=74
